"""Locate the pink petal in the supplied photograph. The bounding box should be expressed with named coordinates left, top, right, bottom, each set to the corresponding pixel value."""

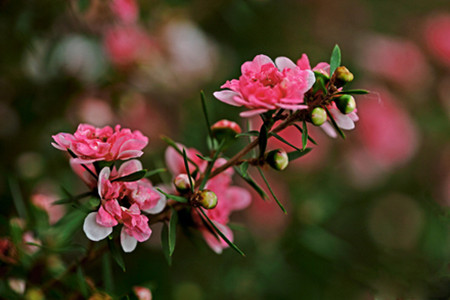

left=118, top=159, right=143, bottom=177
left=297, top=54, right=312, bottom=70
left=117, top=150, right=144, bottom=160
left=143, top=188, right=167, bottom=214
left=83, top=212, right=113, bottom=241
left=96, top=206, right=118, bottom=227
left=213, top=91, right=241, bottom=107
left=320, top=122, right=338, bottom=138
left=331, top=109, right=355, bottom=130
left=98, top=167, right=111, bottom=198
left=227, top=187, right=252, bottom=211
left=239, top=109, right=268, bottom=118
left=202, top=222, right=233, bottom=254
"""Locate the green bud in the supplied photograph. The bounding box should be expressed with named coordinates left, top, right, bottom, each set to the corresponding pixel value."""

left=310, top=107, right=327, bottom=126
left=335, top=66, right=354, bottom=85
left=335, top=95, right=356, bottom=114
left=174, top=174, right=194, bottom=193
left=194, top=190, right=218, bottom=209
left=267, top=149, right=289, bottom=171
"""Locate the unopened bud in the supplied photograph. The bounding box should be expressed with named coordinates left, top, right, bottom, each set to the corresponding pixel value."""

left=211, top=119, right=242, bottom=141
left=174, top=174, right=194, bottom=193
left=25, top=288, right=44, bottom=300
left=335, top=66, right=354, bottom=85
left=193, top=190, right=218, bottom=209
left=334, top=95, right=356, bottom=114
left=310, top=107, right=327, bottom=126
left=266, top=149, right=289, bottom=171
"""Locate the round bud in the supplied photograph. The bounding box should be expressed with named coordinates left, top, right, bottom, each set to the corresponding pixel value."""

left=174, top=174, right=194, bottom=193
left=195, top=190, right=218, bottom=209
left=211, top=119, right=242, bottom=141
left=310, top=107, right=327, bottom=126
left=266, top=149, right=289, bottom=171
left=335, top=66, right=354, bottom=85
left=335, top=95, right=356, bottom=114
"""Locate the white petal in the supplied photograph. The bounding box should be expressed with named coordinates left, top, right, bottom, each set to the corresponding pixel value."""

left=121, top=228, right=137, bottom=253
left=239, top=109, right=268, bottom=118
left=98, top=167, right=111, bottom=198
left=320, top=122, right=338, bottom=138
left=304, top=70, right=316, bottom=91
left=83, top=212, right=113, bottom=241
left=332, top=110, right=355, bottom=130
left=253, top=54, right=274, bottom=69
left=275, top=56, right=297, bottom=71
left=213, top=91, right=241, bottom=107
left=143, top=188, right=167, bottom=214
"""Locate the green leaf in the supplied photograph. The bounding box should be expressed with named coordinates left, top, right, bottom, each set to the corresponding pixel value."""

left=270, top=133, right=302, bottom=152
left=196, top=154, right=213, bottom=162
left=302, top=120, right=308, bottom=151
left=199, top=140, right=226, bottom=190
left=200, top=91, right=213, bottom=142
left=235, top=130, right=259, bottom=138
left=293, top=124, right=317, bottom=145
left=258, top=123, right=268, bottom=158
left=234, top=166, right=268, bottom=201
left=161, top=223, right=172, bottom=266
left=324, top=107, right=346, bottom=139
left=182, top=149, right=195, bottom=193
left=145, top=168, right=167, bottom=178
left=197, top=208, right=245, bottom=256
left=94, top=161, right=114, bottom=175
left=330, top=44, right=341, bottom=76
left=313, top=76, right=327, bottom=95
left=111, top=170, right=147, bottom=182
left=53, top=191, right=94, bottom=205
left=240, top=161, right=249, bottom=175
left=256, top=167, right=287, bottom=214
left=8, top=176, right=28, bottom=220
left=156, top=188, right=188, bottom=203
left=102, top=254, right=114, bottom=293
left=107, top=238, right=126, bottom=272
left=287, top=148, right=312, bottom=161
left=334, top=89, right=369, bottom=95
left=77, top=266, right=89, bottom=297
left=169, top=208, right=178, bottom=256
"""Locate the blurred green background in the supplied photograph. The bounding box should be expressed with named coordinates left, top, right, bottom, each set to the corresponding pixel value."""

left=0, top=0, right=449, bottom=299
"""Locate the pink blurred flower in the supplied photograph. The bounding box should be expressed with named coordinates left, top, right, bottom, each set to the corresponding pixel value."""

left=165, top=145, right=251, bottom=253
left=211, top=119, right=242, bottom=134
left=110, top=0, right=138, bottom=24
left=423, top=13, right=450, bottom=67
left=358, top=35, right=431, bottom=90
left=133, top=286, right=152, bottom=300
left=22, top=232, right=41, bottom=255
left=31, top=193, right=65, bottom=225
left=76, top=97, right=114, bottom=127
left=214, top=54, right=315, bottom=117
left=165, top=144, right=207, bottom=178
left=104, top=25, right=154, bottom=67
left=0, top=237, right=17, bottom=264
left=355, top=87, right=419, bottom=168
left=52, top=124, right=148, bottom=163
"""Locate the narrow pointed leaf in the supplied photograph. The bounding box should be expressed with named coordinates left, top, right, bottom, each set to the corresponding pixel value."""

left=161, top=136, right=199, bottom=170
left=161, top=223, right=172, bottom=266
left=156, top=188, right=188, bottom=203
left=169, top=208, right=178, bottom=256
left=53, top=191, right=94, bottom=205
left=197, top=208, right=245, bottom=256
left=200, top=91, right=213, bottom=140
left=324, top=107, right=346, bottom=139
left=235, top=130, right=259, bottom=138
left=258, top=123, right=268, bottom=158
left=199, top=140, right=226, bottom=190
left=287, top=148, right=312, bottom=161
left=234, top=166, right=268, bottom=201
left=77, top=266, right=90, bottom=297
left=196, top=154, right=213, bottom=162
left=107, top=238, right=126, bottom=272
left=302, top=120, right=308, bottom=151
left=270, top=132, right=301, bottom=152
left=182, top=149, right=195, bottom=193
left=330, top=44, right=341, bottom=76
left=334, top=89, right=369, bottom=95
left=112, top=170, right=147, bottom=182
left=102, top=254, right=114, bottom=293
left=8, top=176, right=28, bottom=220
left=256, top=167, right=287, bottom=214
left=293, top=124, right=317, bottom=145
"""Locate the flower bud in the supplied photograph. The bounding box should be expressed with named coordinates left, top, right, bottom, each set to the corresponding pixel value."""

left=211, top=119, right=242, bottom=141
left=334, top=95, right=356, bottom=114
left=193, top=190, right=218, bottom=209
left=335, top=66, right=354, bottom=85
left=310, top=107, right=327, bottom=126
left=173, top=174, right=194, bottom=193
left=266, top=149, right=289, bottom=171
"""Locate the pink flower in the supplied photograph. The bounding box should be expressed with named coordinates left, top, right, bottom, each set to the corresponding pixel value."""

left=423, top=13, right=450, bottom=68
left=22, top=232, right=41, bottom=255
left=211, top=119, right=242, bottom=134
left=0, top=237, right=17, bottom=264
left=103, top=25, right=154, bottom=67
left=52, top=124, right=148, bottom=163
left=133, top=286, right=152, bottom=300
left=320, top=103, right=359, bottom=138
left=165, top=145, right=251, bottom=253
left=83, top=160, right=166, bottom=252
left=358, top=35, right=431, bottom=90
left=165, top=144, right=207, bottom=177
left=31, top=193, right=65, bottom=225
left=110, top=0, right=139, bottom=24
left=214, top=54, right=315, bottom=117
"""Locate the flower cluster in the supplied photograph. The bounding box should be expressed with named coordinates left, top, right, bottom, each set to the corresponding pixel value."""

left=52, top=124, right=165, bottom=252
